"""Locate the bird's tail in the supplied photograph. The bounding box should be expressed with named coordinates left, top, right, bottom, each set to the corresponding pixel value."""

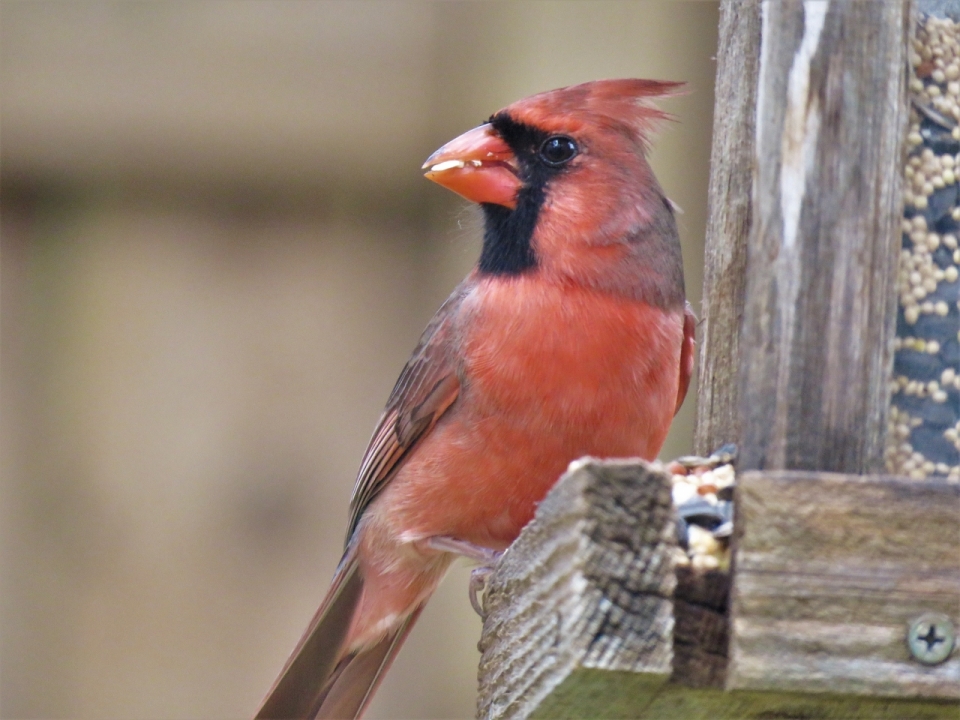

left=255, top=549, right=424, bottom=720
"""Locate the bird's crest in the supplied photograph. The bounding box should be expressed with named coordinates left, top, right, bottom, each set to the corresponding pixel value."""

left=502, top=78, right=684, bottom=150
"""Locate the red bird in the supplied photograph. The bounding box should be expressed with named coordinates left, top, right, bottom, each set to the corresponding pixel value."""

left=256, top=79, right=696, bottom=719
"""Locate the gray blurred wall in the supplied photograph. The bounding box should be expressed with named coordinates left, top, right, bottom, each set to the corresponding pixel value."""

left=0, top=2, right=719, bottom=717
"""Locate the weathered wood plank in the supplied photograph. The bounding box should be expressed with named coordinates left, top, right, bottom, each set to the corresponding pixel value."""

left=729, top=470, right=960, bottom=699
left=672, top=567, right=730, bottom=688
left=694, top=0, right=761, bottom=457
left=738, top=1, right=909, bottom=473
left=476, top=459, right=677, bottom=720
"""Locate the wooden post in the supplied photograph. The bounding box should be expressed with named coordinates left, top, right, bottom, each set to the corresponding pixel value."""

left=737, top=0, right=908, bottom=474
left=694, top=0, right=761, bottom=457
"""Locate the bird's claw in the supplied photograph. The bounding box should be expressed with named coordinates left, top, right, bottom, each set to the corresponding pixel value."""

left=470, top=566, right=495, bottom=618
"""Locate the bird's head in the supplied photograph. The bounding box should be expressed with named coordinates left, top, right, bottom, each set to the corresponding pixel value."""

left=423, top=79, right=685, bottom=303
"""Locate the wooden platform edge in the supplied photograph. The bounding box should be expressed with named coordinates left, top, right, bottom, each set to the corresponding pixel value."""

left=476, top=458, right=677, bottom=720
left=475, top=462, right=960, bottom=719
left=729, top=470, right=960, bottom=700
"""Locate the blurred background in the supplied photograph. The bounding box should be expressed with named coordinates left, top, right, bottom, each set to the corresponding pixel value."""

left=0, top=2, right=718, bottom=717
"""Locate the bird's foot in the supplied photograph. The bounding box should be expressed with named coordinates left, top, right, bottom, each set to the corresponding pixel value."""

left=423, top=536, right=502, bottom=618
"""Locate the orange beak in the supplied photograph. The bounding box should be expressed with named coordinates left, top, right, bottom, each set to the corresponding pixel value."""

left=422, top=124, right=521, bottom=209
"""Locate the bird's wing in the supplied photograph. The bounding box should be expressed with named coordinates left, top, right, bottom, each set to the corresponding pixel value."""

left=344, top=282, right=468, bottom=544
left=675, top=302, right=697, bottom=416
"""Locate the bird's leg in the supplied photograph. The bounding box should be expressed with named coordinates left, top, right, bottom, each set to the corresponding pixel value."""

left=423, top=536, right=501, bottom=564
left=423, top=536, right=502, bottom=617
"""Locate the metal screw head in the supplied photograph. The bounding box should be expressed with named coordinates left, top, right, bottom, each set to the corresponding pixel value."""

left=907, top=613, right=955, bottom=665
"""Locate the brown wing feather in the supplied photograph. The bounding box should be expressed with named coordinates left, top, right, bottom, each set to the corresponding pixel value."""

left=675, top=302, right=697, bottom=416
left=344, top=282, right=469, bottom=543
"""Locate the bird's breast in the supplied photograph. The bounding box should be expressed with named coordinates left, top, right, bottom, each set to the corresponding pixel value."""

left=457, top=275, right=682, bottom=432
left=369, top=274, right=685, bottom=554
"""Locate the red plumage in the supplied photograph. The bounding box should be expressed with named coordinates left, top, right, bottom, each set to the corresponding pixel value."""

left=256, top=79, right=695, bottom=719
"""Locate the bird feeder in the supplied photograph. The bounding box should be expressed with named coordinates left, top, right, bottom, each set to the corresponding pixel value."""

left=474, top=3, right=960, bottom=718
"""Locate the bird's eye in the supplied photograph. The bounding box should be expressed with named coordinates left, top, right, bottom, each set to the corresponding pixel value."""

left=538, top=136, right=578, bottom=167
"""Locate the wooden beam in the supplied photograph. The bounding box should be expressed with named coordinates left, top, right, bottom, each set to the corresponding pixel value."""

left=737, top=1, right=909, bottom=473
left=694, top=0, right=761, bottom=457
left=729, top=470, right=960, bottom=699
left=476, top=459, right=677, bottom=720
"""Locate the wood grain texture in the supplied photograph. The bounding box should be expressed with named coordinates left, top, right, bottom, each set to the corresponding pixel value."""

left=476, top=459, right=677, bottom=720
left=729, top=470, right=960, bottom=699
left=738, top=1, right=909, bottom=473
left=694, top=0, right=761, bottom=457
left=672, top=567, right=730, bottom=689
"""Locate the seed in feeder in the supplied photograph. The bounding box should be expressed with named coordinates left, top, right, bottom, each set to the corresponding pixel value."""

left=905, top=305, right=921, bottom=324
left=936, top=300, right=950, bottom=315
left=928, top=339, right=941, bottom=354
left=945, top=169, right=957, bottom=185
left=688, top=524, right=720, bottom=557
left=946, top=265, right=959, bottom=281
left=916, top=194, right=929, bottom=209
left=692, top=554, right=721, bottom=571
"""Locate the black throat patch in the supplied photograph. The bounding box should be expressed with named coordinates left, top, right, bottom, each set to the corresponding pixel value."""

left=478, top=113, right=565, bottom=276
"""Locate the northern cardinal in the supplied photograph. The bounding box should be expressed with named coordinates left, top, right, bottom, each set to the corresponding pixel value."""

left=256, top=79, right=696, bottom=719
